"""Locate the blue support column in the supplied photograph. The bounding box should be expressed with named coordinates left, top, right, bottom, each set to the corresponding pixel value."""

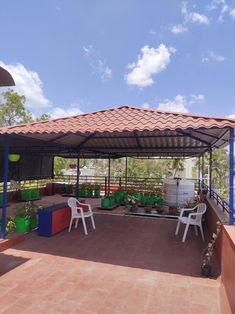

left=209, top=147, right=212, bottom=198
left=76, top=154, right=80, bottom=199
left=202, top=154, right=204, bottom=189
left=1, top=143, right=9, bottom=239
left=198, top=156, right=201, bottom=192
left=229, top=128, right=234, bottom=225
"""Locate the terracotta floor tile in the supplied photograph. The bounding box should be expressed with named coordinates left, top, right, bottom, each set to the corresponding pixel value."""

left=0, top=201, right=222, bottom=313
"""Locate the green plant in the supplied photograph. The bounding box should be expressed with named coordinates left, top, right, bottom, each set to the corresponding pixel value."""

left=14, top=201, right=38, bottom=218
left=201, top=221, right=222, bottom=277
left=0, top=217, right=16, bottom=234
left=124, top=194, right=139, bottom=211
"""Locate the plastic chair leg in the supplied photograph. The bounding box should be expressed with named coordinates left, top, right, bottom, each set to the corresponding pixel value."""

left=75, top=218, right=79, bottom=229
left=199, top=224, right=205, bottom=241
left=175, top=220, right=180, bottom=235
left=182, top=223, right=190, bottom=242
left=68, top=218, right=73, bottom=232
left=91, top=214, right=96, bottom=230
left=81, top=216, right=88, bottom=235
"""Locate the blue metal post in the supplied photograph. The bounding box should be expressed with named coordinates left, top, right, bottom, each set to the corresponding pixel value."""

left=229, top=128, right=234, bottom=225
left=202, top=154, right=204, bottom=189
left=198, top=156, right=201, bottom=192
left=1, top=143, right=9, bottom=239
left=209, top=147, right=212, bottom=198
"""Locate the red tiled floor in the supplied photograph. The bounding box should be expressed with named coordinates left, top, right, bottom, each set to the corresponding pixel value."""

left=0, top=196, right=222, bottom=313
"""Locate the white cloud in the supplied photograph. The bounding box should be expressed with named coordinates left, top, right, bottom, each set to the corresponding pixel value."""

left=82, top=45, right=93, bottom=56
left=125, top=44, right=176, bottom=88
left=182, top=2, right=210, bottom=25
left=49, top=105, right=83, bottom=119
left=170, top=24, right=188, bottom=34
left=142, top=102, right=150, bottom=109
left=157, top=94, right=205, bottom=113
left=230, top=8, right=235, bottom=18
left=0, top=61, right=51, bottom=109
left=157, top=95, right=189, bottom=113
left=202, top=50, right=225, bottom=62
left=207, top=0, right=227, bottom=11
left=82, top=46, right=112, bottom=81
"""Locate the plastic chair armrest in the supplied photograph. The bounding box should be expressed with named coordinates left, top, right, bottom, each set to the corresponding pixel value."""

left=179, top=207, right=195, bottom=217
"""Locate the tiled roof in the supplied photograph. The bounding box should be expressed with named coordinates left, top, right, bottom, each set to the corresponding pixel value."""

left=0, top=105, right=235, bottom=135
left=0, top=105, right=234, bottom=158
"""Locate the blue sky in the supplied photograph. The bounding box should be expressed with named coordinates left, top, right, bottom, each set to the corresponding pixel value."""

left=0, top=0, right=235, bottom=118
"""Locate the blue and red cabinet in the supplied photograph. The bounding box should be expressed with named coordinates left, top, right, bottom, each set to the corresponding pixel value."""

left=38, top=203, right=71, bottom=236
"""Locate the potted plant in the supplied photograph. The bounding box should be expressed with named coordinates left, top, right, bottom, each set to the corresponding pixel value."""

left=14, top=204, right=30, bottom=233
left=14, top=201, right=38, bottom=233
left=124, top=194, right=138, bottom=212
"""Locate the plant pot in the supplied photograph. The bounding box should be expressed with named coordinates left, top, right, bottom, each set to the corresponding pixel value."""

left=94, top=189, right=100, bottom=197
left=101, top=197, right=111, bottom=208
left=15, top=216, right=30, bottom=233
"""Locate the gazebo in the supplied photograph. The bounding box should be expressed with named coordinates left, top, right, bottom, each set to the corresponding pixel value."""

left=1, top=105, right=235, bottom=238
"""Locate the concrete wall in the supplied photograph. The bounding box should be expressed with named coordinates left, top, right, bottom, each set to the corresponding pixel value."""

left=205, top=198, right=235, bottom=313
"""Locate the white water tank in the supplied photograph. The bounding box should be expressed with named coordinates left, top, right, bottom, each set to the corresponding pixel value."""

left=164, top=179, right=195, bottom=207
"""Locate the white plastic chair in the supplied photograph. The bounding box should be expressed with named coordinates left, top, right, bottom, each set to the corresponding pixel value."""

left=67, top=198, right=96, bottom=235
left=175, top=203, right=206, bottom=242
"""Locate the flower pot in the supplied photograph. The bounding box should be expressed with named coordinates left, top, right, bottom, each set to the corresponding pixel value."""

left=15, top=216, right=30, bottom=234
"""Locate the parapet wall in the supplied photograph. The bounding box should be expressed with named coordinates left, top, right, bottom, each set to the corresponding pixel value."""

left=205, top=198, right=235, bottom=313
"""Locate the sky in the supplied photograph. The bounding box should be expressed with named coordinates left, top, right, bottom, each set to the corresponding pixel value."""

left=0, top=0, right=235, bottom=119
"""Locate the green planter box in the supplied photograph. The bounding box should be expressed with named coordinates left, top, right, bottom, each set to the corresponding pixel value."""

left=94, top=189, right=100, bottom=197
left=0, top=194, right=3, bottom=207
left=21, top=189, right=40, bottom=201
left=101, top=197, right=111, bottom=208
left=15, top=216, right=30, bottom=234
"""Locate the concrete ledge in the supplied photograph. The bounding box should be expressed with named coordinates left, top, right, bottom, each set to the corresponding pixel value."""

left=0, top=234, right=25, bottom=252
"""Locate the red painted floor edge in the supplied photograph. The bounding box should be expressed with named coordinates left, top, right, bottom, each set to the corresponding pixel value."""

left=0, top=234, right=25, bottom=252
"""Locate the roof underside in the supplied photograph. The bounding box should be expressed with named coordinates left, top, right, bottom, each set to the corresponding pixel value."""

left=0, top=106, right=234, bottom=158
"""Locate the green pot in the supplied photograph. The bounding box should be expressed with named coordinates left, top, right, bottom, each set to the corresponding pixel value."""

left=101, top=198, right=111, bottom=208
left=31, top=188, right=40, bottom=200
left=80, top=188, right=85, bottom=197
left=94, top=189, right=100, bottom=197
left=87, top=189, right=93, bottom=197
left=15, top=216, right=30, bottom=233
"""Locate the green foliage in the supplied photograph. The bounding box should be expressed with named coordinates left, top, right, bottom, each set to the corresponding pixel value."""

left=0, top=89, right=33, bottom=126
left=195, top=149, right=229, bottom=197
left=54, top=157, right=67, bottom=175
left=36, top=113, right=51, bottom=121
left=0, top=217, right=16, bottom=234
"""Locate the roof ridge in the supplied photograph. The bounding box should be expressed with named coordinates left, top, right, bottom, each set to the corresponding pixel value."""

left=118, top=105, right=235, bottom=122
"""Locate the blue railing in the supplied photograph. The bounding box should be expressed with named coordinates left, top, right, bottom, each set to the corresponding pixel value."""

left=199, top=180, right=230, bottom=214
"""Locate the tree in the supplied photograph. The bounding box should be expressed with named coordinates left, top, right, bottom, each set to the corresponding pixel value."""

left=0, top=89, right=33, bottom=126
left=170, top=158, right=185, bottom=177
left=36, top=113, right=51, bottom=121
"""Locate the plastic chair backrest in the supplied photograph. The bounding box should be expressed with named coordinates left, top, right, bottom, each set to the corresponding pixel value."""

left=194, top=203, right=207, bottom=223
left=68, top=197, right=79, bottom=216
